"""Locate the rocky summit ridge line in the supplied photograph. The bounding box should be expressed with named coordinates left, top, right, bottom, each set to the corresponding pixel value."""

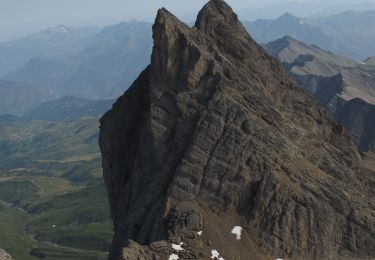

left=99, top=0, right=375, bottom=259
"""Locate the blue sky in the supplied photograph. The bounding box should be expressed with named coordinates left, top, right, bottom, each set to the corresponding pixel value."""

left=1, top=0, right=375, bottom=42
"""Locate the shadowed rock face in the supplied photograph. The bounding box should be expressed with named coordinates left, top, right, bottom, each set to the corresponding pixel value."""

left=99, top=1, right=375, bottom=259
left=335, top=98, right=375, bottom=151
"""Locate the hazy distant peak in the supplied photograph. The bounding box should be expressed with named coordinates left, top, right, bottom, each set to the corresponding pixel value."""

left=272, top=12, right=308, bottom=27
left=280, top=12, right=296, bottom=17
left=40, top=25, right=71, bottom=35
left=55, top=25, right=69, bottom=32
left=128, top=19, right=146, bottom=23
left=265, top=35, right=358, bottom=67
left=265, top=35, right=311, bottom=56
left=277, top=12, right=299, bottom=20
left=100, top=20, right=151, bottom=32
left=21, top=25, right=74, bottom=40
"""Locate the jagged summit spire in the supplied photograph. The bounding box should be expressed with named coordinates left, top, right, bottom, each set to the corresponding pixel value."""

left=151, top=0, right=270, bottom=81
left=154, top=7, right=178, bottom=25
left=195, top=0, right=237, bottom=25
left=151, top=7, right=194, bottom=84
left=195, top=0, right=247, bottom=35
left=153, top=7, right=189, bottom=36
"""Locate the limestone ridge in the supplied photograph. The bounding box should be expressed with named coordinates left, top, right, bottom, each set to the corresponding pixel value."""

left=99, top=0, right=375, bottom=259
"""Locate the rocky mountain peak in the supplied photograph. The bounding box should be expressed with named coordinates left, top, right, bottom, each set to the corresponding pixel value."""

left=277, top=12, right=300, bottom=22
left=195, top=0, right=270, bottom=68
left=151, top=7, right=194, bottom=84
left=99, top=1, right=375, bottom=259
left=277, top=35, right=298, bottom=44
left=39, top=25, right=70, bottom=36
left=195, top=0, right=243, bottom=34
left=154, top=8, right=183, bottom=30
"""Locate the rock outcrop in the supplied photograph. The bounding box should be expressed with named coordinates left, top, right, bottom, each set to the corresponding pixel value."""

left=99, top=1, right=375, bottom=259
left=0, top=249, right=13, bottom=260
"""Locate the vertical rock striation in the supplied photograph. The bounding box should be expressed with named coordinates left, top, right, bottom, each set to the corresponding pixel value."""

left=99, top=0, right=375, bottom=259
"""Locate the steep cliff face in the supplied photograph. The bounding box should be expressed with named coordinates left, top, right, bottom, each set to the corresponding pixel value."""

left=99, top=1, right=375, bottom=259
left=335, top=98, right=375, bottom=151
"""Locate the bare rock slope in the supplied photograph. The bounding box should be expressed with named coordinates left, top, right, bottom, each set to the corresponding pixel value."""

left=99, top=1, right=375, bottom=259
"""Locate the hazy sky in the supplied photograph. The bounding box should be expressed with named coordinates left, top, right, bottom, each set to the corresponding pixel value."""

left=1, top=0, right=375, bottom=42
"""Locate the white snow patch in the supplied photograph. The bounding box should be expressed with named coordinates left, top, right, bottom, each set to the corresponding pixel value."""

left=211, top=249, right=224, bottom=259
left=197, top=231, right=203, bottom=236
left=168, top=254, right=179, bottom=260
left=231, top=226, right=243, bottom=240
left=171, top=242, right=184, bottom=252
left=211, top=249, right=220, bottom=259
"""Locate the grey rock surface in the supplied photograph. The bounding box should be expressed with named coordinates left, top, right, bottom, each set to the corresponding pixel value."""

left=99, top=1, right=375, bottom=259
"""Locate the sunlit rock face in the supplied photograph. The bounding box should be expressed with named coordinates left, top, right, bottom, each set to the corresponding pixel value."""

left=99, top=0, right=375, bottom=259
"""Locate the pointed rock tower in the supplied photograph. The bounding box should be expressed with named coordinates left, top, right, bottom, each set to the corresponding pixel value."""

left=99, top=1, right=375, bottom=259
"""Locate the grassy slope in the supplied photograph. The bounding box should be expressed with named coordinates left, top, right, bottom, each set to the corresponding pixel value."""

left=0, top=116, right=112, bottom=259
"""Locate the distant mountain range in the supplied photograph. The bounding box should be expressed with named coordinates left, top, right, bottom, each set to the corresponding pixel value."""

left=3, top=21, right=152, bottom=100
left=0, top=79, right=55, bottom=115
left=0, top=25, right=99, bottom=77
left=244, top=10, right=375, bottom=61
left=0, top=21, right=151, bottom=115
left=311, top=10, right=375, bottom=60
left=237, top=1, right=375, bottom=21
left=264, top=36, right=375, bottom=151
left=244, top=13, right=336, bottom=52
